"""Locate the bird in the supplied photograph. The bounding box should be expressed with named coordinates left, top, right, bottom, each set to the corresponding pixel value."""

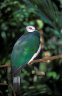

left=11, top=26, right=41, bottom=75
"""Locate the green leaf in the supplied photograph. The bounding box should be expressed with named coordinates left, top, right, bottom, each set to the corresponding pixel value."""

left=47, top=71, right=60, bottom=80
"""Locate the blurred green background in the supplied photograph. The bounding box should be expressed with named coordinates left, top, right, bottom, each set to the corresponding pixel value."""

left=0, top=0, right=62, bottom=96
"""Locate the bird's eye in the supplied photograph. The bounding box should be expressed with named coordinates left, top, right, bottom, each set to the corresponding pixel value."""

left=26, top=26, right=35, bottom=32
left=29, top=27, right=33, bottom=30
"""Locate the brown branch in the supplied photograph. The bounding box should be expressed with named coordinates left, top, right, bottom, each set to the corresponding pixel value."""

left=29, top=54, right=62, bottom=64
left=39, top=30, right=44, bottom=49
left=0, top=64, right=10, bottom=68
left=0, top=83, right=8, bottom=86
left=9, top=84, right=16, bottom=96
left=13, top=54, right=62, bottom=76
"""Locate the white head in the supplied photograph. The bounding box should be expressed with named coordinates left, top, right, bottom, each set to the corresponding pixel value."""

left=26, top=26, right=36, bottom=32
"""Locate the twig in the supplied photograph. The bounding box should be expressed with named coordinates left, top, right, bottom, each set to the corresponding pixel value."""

left=13, top=54, right=62, bottom=76
left=0, top=64, right=10, bottom=68
left=29, top=54, right=62, bottom=64
left=39, top=30, right=44, bottom=49
left=0, top=83, right=8, bottom=86
left=9, top=84, right=16, bottom=96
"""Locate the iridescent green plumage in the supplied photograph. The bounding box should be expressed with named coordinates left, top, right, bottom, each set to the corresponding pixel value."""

left=11, top=29, right=40, bottom=73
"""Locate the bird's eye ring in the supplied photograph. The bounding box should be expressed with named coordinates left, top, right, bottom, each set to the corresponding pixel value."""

left=26, top=26, right=35, bottom=32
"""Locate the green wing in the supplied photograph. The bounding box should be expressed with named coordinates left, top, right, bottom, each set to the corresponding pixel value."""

left=11, top=32, right=40, bottom=68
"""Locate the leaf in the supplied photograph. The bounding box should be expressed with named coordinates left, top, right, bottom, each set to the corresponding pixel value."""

left=47, top=71, right=60, bottom=80
left=25, top=0, right=62, bottom=30
left=39, top=63, right=47, bottom=72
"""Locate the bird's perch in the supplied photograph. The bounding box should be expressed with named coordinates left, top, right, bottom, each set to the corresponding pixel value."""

left=13, top=54, right=62, bottom=76
left=29, top=54, right=62, bottom=64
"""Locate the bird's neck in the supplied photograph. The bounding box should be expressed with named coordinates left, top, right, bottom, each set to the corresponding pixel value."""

left=33, top=31, right=40, bottom=37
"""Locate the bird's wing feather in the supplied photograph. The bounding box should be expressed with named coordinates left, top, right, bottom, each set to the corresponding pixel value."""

left=11, top=32, right=40, bottom=69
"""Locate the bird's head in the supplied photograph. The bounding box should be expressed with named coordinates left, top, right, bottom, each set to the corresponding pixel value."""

left=26, top=26, right=36, bottom=32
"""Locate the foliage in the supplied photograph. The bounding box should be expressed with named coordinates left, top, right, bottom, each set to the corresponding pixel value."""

left=0, top=0, right=62, bottom=96
left=0, top=0, right=43, bottom=65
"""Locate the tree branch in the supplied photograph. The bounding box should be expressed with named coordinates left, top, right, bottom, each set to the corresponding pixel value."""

left=29, top=54, right=62, bottom=64
left=13, top=54, right=62, bottom=76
